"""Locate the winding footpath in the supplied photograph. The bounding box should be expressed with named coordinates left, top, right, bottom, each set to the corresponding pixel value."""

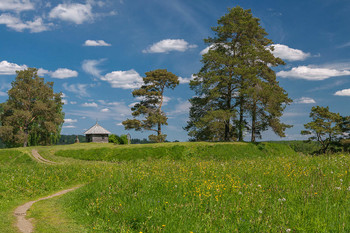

left=13, top=150, right=82, bottom=233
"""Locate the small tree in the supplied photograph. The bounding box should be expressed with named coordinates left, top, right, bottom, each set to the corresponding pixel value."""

left=0, top=68, right=64, bottom=147
left=301, top=106, right=342, bottom=153
left=122, top=69, right=179, bottom=143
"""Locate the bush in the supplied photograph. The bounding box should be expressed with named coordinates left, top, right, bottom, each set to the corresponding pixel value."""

left=119, top=134, right=128, bottom=144
left=109, top=134, right=120, bottom=144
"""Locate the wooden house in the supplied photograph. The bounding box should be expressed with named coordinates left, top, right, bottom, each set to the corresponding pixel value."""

left=84, top=122, right=111, bottom=143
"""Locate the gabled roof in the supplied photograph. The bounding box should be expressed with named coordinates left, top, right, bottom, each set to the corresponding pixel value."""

left=84, top=122, right=111, bottom=135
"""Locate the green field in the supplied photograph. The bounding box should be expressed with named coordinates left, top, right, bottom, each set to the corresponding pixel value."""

left=1, top=142, right=350, bottom=232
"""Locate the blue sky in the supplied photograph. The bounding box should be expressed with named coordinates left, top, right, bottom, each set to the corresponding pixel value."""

left=0, top=0, right=349, bottom=141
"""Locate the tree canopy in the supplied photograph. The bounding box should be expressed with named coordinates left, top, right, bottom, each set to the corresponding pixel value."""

left=301, top=106, right=343, bottom=153
left=0, top=68, right=64, bottom=147
left=122, top=69, right=179, bottom=142
left=185, top=6, right=291, bottom=142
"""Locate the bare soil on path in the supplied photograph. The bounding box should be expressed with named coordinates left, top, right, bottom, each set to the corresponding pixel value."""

left=14, top=186, right=81, bottom=233
left=31, top=149, right=57, bottom=164
left=13, top=150, right=80, bottom=232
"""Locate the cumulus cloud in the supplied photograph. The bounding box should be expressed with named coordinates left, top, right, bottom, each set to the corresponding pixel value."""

left=269, top=44, right=311, bottom=61
left=100, top=108, right=110, bottom=112
left=295, top=97, right=316, bottom=104
left=84, top=40, right=111, bottom=46
left=102, top=69, right=143, bottom=89
left=200, top=45, right=213, bottom=55
left=63, top=83, right=90, bottom=97
left=50, top=68, right=78, bottom=79
left=64, top=118, right=78, bottom=123
left=82, top=102, right=98, bottom=107
left=277, top=66, right=350, bottom=81
left=178, top=74, right=196, bottom=84
left=0, top=14, right=51, bottom=32
left=334, top=88, right=350, bottom=96
left=0, top=60, right=27, bottom=75
left=82, top=59, right=104, bottom=78
left=49, top=3, right=94, bottom=24
left=169, top=100, right=191, bottom=116
left=0, top=0, right=34, bottom=12
left=143, top=39, right=197, bottom=53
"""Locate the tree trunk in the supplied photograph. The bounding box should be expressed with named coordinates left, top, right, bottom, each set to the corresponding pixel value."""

left=251, top=102, right=257, bottom=142
left=157, top=122, right=161, bottom=136
left=238, top=95, right=244, bottom=142
left=23, top=128, right=28, bottom=147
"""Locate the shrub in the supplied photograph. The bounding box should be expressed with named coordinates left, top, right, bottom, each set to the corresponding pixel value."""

left=109, top=134, right=120, bottom=144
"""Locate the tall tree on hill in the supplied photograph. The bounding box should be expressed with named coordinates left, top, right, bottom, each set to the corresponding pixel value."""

left=301, top=106, right=343, bottom=153
left=185, top=6, right=291, bottom=142
left=0, top=68, right=64, bottom=147
left=122, top=69, right=179, bottom=143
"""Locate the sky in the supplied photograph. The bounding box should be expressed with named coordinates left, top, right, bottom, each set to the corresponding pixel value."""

left=0, top=0, right=349, bottom=141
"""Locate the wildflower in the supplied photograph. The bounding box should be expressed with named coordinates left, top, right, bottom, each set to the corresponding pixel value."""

left=162, top=225, right=166, bottom=227
left=257, top=184, right=261, bottom=188
left=335, top=187, right=341, bottom=190
left=340, top=179, right=343, bottom=182
left=258, top=210, right=263, bottom=214
left=286, top=229, right=291, bottom=232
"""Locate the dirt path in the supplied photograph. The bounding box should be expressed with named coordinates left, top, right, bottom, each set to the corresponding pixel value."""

left=14, top=186, right=81, bottom=233
left=31, top=150, right=57, bottom=164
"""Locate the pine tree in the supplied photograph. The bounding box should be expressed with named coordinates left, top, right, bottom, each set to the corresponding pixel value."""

left=122, top=69, right=179, bottom=142
left=186, top=6, right=291, bottom=142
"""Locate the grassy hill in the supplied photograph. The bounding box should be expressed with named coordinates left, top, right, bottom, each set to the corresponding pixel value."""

left=1, top=142, right=350, bottom=232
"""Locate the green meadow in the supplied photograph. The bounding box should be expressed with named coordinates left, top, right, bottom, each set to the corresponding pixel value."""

left=1, top=142, right=350, bottom=232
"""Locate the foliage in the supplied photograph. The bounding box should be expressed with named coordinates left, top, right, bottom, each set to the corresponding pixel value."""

left=301, top=106, right=343, bottom=153
left=0, top=68, right=64, bottom=147
left=109, top=134, right=128, bottom=144
left=108, top=134, right=120, bottom=144
left=123, top=69, right=179, bottom=142
left=186, top=6, right=291, bottom=142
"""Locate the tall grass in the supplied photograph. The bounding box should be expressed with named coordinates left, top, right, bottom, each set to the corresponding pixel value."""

left=61, top=154, right=350, bottom=232
left=54, top=142, right=297, bottom=161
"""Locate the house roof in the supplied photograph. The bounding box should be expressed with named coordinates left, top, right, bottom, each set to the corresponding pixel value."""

left=84, top=122, right=111, bottom=135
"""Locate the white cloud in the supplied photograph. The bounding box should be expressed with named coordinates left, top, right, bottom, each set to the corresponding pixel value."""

left=178, top=74, right=195, bottom=84
left=63, top=83, right=90, bottom=97
left=0, top=60, right=27, bottom=75
left=0, top=91, right=7, bottom=96
left=70, top=101, right=77, bottom=104
left=269, top=44, right=311, bottom=61
left=169, top=100, right=191, bottom=116
left=277, top=66, right=350, bottom=81
left=334, top=88, right=350, bottom=96
left=102, top=69, right=143, bottom=89
left=0, top=0, right=34, bottom=12
left=37, top=68, right=50, bottom=76
left=49, top=3, right=93, bottom=24
left=62, top=99, right=68, bottom=105
left=143, top=39, right=197, bottom=53
left=63, top=125, right=76, bottom=128
left=100, top=108, right=110, bottom=112
left=0, top=14, right=50, bottom=33
left=200, top=45, right=213, bottom=55
left=50, top=68, right=78, bottom=79
left=82, top=102, right=98, bottom=107
left=84, top=40, right=111, bottom=46
left=64, top=118, right=78, bottom=123
left=82, top=59, right=103, bottom=78
left=295, top=97, right=316, bottom=104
